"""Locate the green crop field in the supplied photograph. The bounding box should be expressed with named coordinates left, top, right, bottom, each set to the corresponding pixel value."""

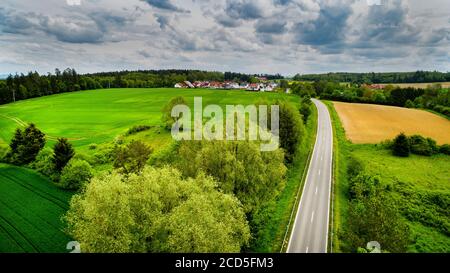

left=0, top=163, right=72, bottom=253
left=0, top=88, right=298, bottom=151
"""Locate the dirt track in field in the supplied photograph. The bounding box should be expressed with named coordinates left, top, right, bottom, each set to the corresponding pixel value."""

left=333, top=102, right=450, bottom=144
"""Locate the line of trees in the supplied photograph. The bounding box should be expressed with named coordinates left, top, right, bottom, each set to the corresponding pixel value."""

left=294, top=71, right=450, bottom=84
left=224, top=72, right=284, bottom=82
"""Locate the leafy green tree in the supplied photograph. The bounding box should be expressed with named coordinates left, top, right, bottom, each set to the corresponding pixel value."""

left=279, top=80, right=289, bottom=89
left=409, top=135, right=438, bottom=156
left=53, top=138, right=75, bottom=173
left=299, top=102, right=312, bottom=123
left=392, top=133, right=410, bottom=157
left=9, top=128, right=23, bottom=155
left=7, top=124, right=46, bottom=165
left=30, top=149, right=57, bottom=179
left=345, top=192, right=410, bottom=253
left=113, top=141, right=152, bottom=175
left=162, top=96, right=188, bottom=130
left=175, top=140, right=286, bottom=214
left=64, top=167, right=250, bottom=253
left=405, top=99, right=415, bottom=108
left=440, top=144, right=450, bottom=155
left=278, top=101, right=304, bottom=162
left=60, top=159, right=93, bottom=190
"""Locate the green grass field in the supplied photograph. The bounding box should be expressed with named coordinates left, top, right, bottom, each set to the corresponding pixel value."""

left=325, top=101, right=450, bottom=253
left=0, top=164, right=72, bottom=253
left=0, top=88, right=298, bottom=151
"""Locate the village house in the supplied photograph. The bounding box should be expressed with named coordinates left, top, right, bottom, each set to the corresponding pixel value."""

left=174, top=81, right=195, bottom=88
left=174, top=80, right=278, bottom=92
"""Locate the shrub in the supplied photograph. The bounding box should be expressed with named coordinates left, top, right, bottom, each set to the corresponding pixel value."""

left=405, top=99, right=415, bottom=108
left=409, top=135, right=434, bottom=156
left=88, top=143, right=97, bottom=150
left=439, top=144, right=450, bottom=155
left=125, top=125, right=151, bottom=136
left=60, top=159, right=93, bottom=190
left=392, top=133, right=410, bottom=157
left=113, top=141, right=152, bottom=175
left=347, top=156, right=363, bottom=178
left=92, top=144, right=116, bottom=164
left=29, top=149, right=57, bottom=179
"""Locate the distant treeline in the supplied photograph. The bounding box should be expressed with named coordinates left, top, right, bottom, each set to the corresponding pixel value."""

left=293, top=71, right=450, bottom=84
left=0, top=69, right=284, bottom=105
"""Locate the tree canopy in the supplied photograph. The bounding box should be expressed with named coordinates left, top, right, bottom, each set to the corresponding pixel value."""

left=64, top=166, right=250, bottom=253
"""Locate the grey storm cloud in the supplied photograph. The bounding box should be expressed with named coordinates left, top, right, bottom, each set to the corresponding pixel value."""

left=255, top=20, right=287, bottom=34
left=88, top=10, right=135, bottom=32
left=293, top=3, right=353, bottom=50
left=0, top=8, right=34, bottom=35
left=360, top=1, right=420, bottom=45
left=38, top=16, right=105, bottom=44
left=142, top=0, right=189, bottom=13
left=225, top=0, right=264, bottom=20
left=0, top=7, right=136, bottom=44
left=156, top=14, right=170, bottom=30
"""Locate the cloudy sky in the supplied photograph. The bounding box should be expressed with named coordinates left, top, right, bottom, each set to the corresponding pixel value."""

left=0, top=0, right=449, bottom=76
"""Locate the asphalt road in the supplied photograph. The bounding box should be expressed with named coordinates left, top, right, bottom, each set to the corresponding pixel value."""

left=287, top=99, right=333, bottom=253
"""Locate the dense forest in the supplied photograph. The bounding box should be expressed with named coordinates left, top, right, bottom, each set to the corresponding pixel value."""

left=0, top=69, right=284, bottom=105
left=293, top=71, right=450, bottom=84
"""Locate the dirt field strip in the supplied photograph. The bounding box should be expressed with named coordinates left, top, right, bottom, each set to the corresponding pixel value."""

left=333, top=102, right=450, bottom=145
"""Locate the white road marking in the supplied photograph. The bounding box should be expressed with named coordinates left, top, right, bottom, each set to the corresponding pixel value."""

left=306, top=247, right=309, bottom=253
left=311, top=211, right=315, bottom=223
left=318, top=170, right=321, bottom=176
left=315, top=187, right=318, bottom=195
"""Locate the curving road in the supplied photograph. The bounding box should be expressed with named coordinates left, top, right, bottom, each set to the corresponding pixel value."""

left=287, top=99, right=333, bottom=253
